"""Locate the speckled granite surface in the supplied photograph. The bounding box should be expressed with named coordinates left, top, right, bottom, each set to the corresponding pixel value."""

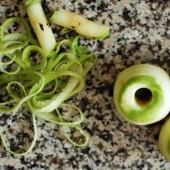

left=0, top=0, right=170, bottom=169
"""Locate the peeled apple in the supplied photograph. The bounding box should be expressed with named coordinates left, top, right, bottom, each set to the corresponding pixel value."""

left=114, top=64, right=170, bottom=125
left=159, top=118, right=170, bottom=162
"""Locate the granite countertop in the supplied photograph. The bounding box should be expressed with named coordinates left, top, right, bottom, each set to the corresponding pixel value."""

left=0, top=0, right=170, bottom=169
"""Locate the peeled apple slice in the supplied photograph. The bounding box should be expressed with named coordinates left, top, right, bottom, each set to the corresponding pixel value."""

left=159, top=118, right=170, bottom=161
left=114, top=64, right=170, bottom=125
left=25, top=0, right=56, bottom=56
left=50, top=8, right=110, bottom=40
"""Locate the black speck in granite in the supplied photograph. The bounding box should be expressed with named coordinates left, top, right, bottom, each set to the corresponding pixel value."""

left=82, top=165, right=92, bottom=170
left=122, top=8, right=132, bottom=21
left=99, top=130, right=113, bottom=142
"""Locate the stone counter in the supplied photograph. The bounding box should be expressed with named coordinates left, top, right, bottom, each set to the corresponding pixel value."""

left=0, top=0, right=170, bottom=169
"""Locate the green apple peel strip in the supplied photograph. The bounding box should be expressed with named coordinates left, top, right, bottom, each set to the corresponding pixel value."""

left=0, top=0, right=97, bottom=154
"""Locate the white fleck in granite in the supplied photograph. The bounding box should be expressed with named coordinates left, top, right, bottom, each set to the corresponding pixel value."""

left=0, top=0, right=170, bottom=169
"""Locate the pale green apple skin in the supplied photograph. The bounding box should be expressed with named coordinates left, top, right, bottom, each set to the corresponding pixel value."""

left=25, top=0, right=40, bottom=9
